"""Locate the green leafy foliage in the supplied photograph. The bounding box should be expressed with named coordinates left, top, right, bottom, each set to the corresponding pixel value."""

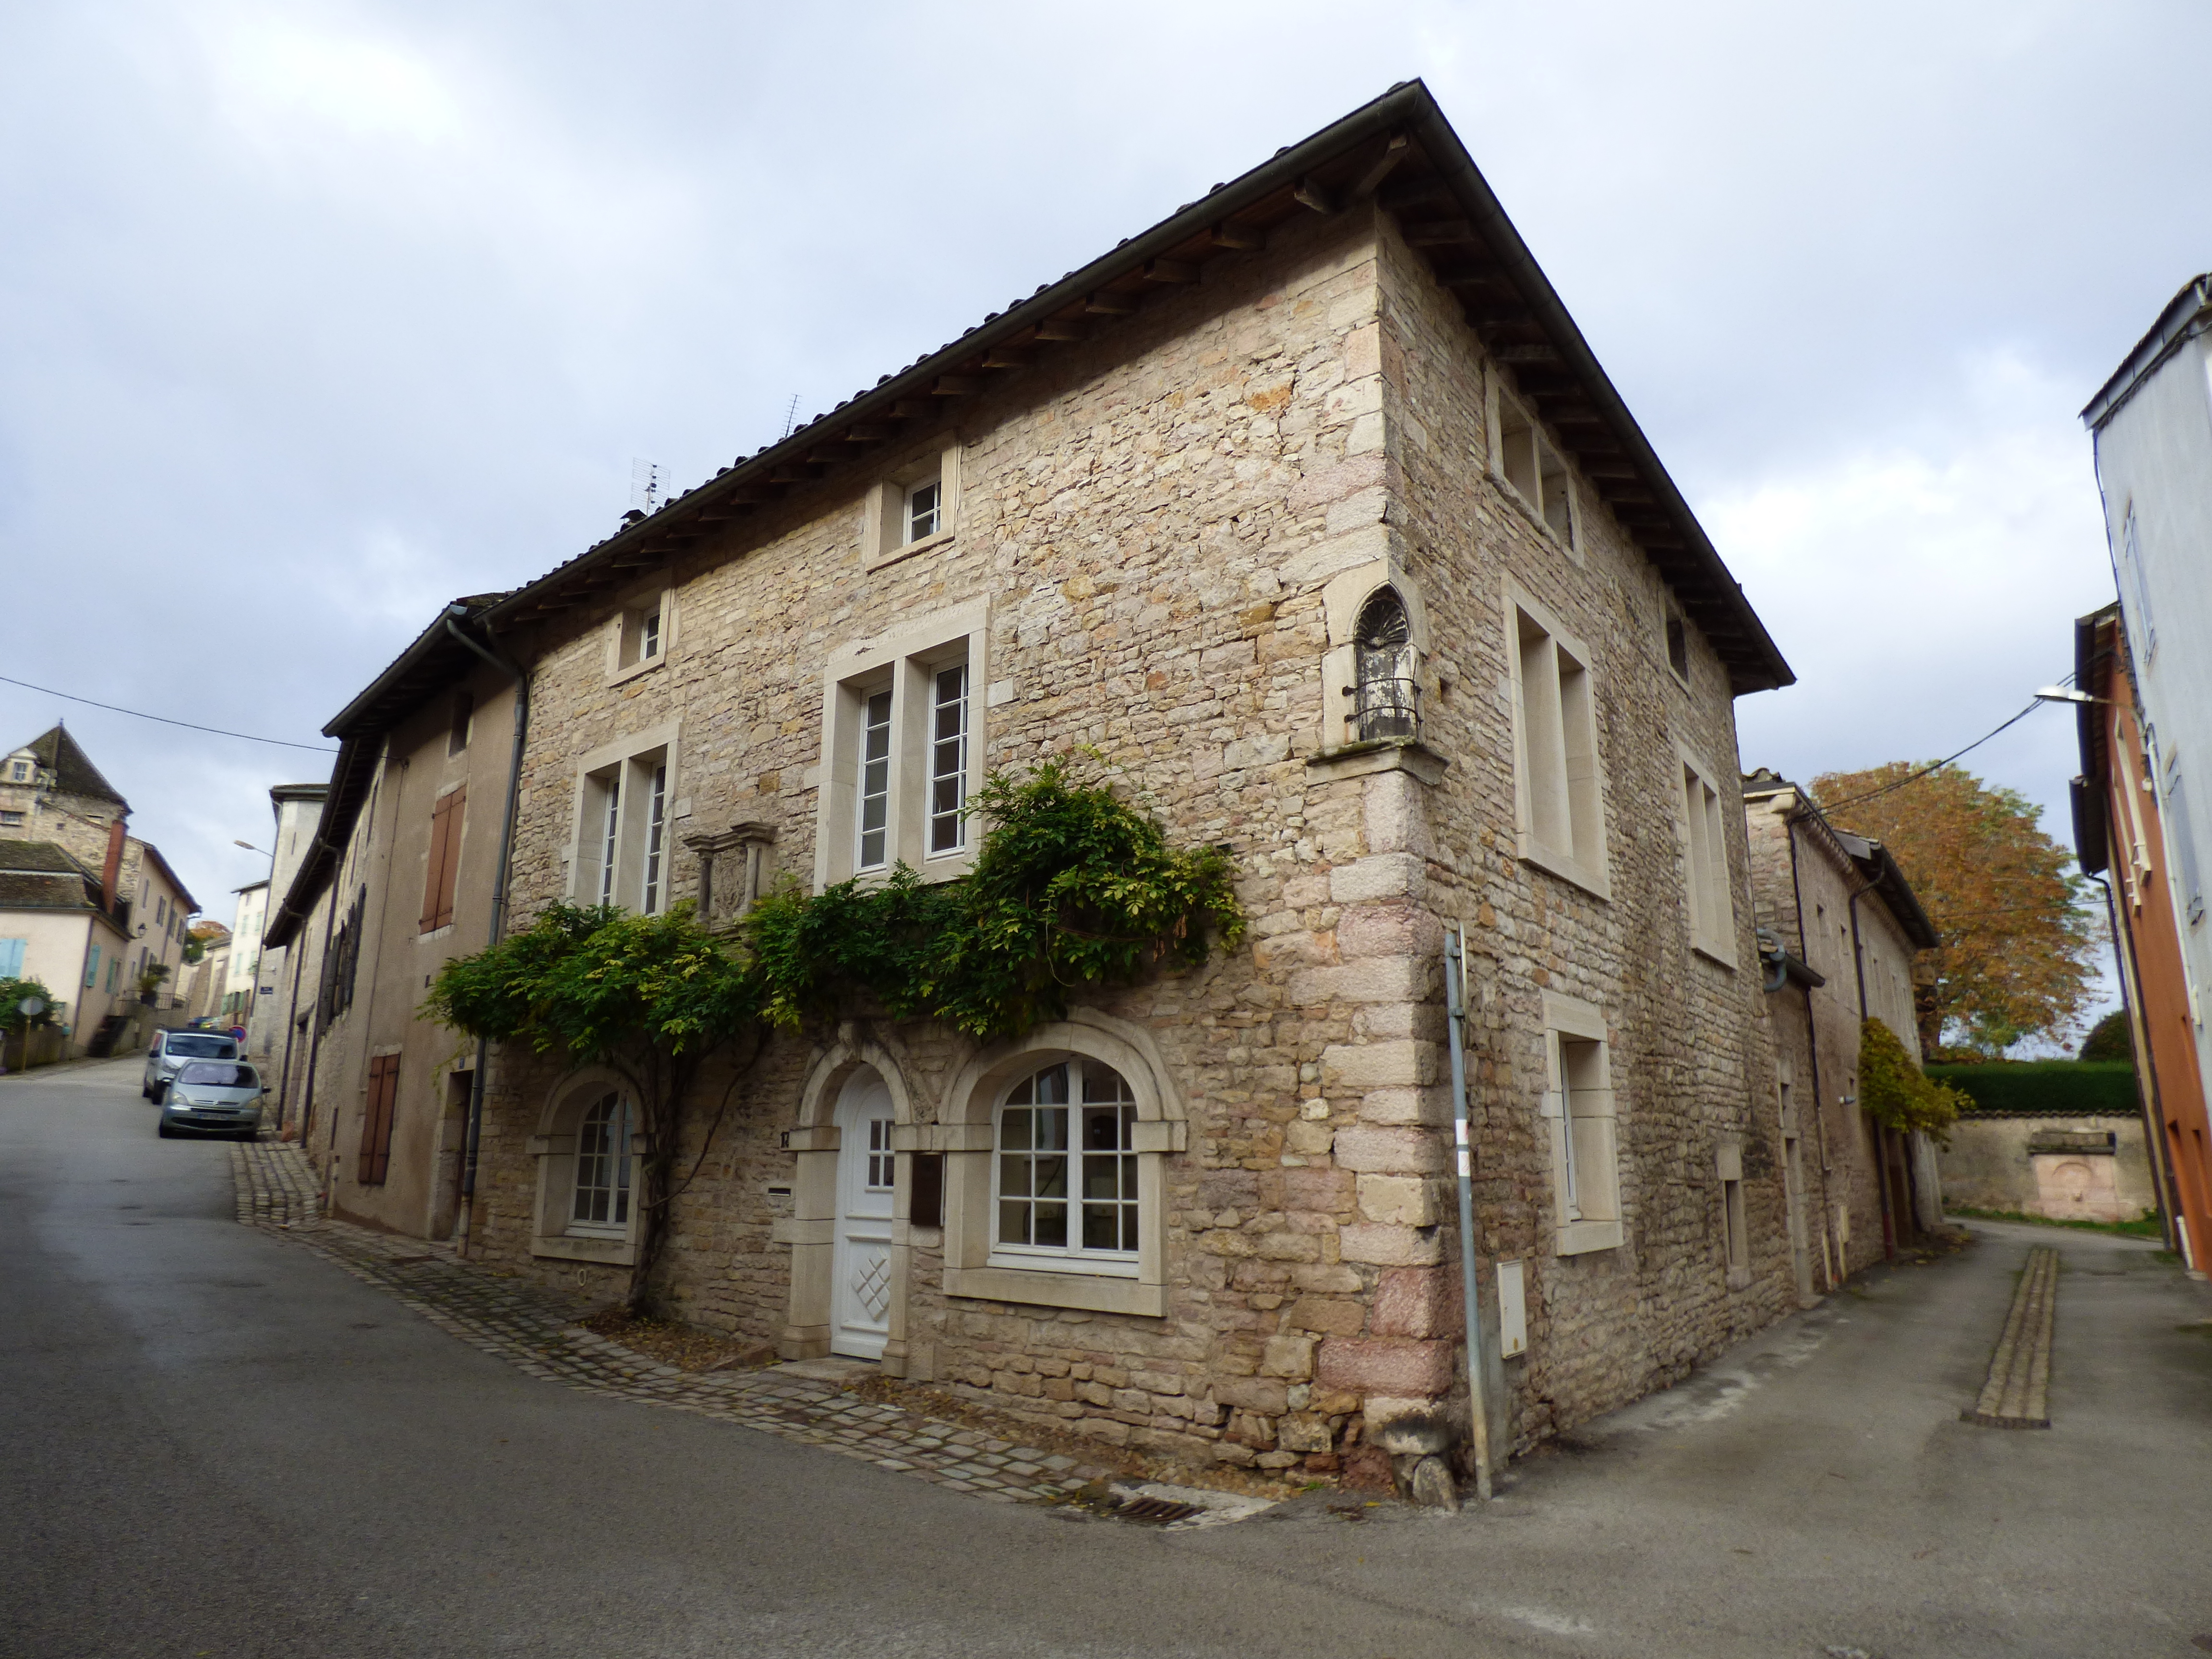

left=2077, top=1010, right=2134, bottom=1065
left=1860, top=1018, right=1969, bottom=1145
left=0, top=976, right=58, bottom=1026
left=742, top=761, right=1244, bottom=1039
left=419, top=761, right=1244, bottom=1310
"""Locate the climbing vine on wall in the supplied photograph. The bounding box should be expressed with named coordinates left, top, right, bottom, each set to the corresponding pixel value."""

left=1858, top=1017, right=1968, bottom=1145
left=421, top=760, right=1243, bottom=1309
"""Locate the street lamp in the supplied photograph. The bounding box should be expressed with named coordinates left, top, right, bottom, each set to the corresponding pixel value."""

left=2034, top=686, right=2120, bottom=707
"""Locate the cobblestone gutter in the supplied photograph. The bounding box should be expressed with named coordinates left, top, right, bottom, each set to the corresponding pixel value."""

left=229, top=1141, right=1179, bottom=1510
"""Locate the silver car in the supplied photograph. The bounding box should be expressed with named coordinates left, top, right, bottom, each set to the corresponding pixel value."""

left=143, top=1030, right=240, bottom=1102
left=157, top=1060, right=265, bottom=1140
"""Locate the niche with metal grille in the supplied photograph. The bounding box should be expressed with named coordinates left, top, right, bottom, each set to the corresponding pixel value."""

left=1348, top=586, right=1419, bottom=742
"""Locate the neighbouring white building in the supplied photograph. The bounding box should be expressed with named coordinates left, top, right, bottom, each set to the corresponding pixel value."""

left=244, top=781, right=327, bottom=1065
left=224, top=880, right=268, bottom=1021
left=2082, top=274, right=2212, bottom=1118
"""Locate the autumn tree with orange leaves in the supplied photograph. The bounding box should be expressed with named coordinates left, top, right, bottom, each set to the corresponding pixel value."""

left=1811, top=763, right=2098, bottom=1057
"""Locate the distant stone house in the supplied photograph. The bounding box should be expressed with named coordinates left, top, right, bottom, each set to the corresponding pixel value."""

left=0, top=839, right=134, bottom=1054
left=1742, top=770, right=1943, bottom=1286
left=274, top=83, right=1806, bottom=1488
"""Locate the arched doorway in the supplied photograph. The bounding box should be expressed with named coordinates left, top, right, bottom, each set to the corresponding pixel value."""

left=830, top=1069, right=896, bottom=1358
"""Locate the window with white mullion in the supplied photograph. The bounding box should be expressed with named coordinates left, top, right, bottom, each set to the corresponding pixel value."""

left=642, top=763, right=668, bottom=914
left=993, top=1058, right=1140, bottom=1272
left=929, top=663, right=969, bottom=856
left=571, top=1092, right=634, bottom=1232
left=856, top=689, right=893, bottom=871
left=904, top=480, right=941, bottom=543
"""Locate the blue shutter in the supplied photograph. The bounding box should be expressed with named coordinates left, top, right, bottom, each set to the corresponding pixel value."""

left=0, top=938, right=24, bottom=977
left=84, top=945, right=100, bottom=988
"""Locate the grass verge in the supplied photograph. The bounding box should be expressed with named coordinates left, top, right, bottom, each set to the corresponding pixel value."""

left=1946, top=1205, right=2163, bottom=1240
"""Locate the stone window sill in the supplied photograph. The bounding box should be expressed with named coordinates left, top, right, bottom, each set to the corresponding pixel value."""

left=606, top=653, right=666, bottom=689
left=1519, top=835, right=1611, bottom=902
left=1692, top=935, right=1739, bottom=971
left=944, top=1265, right=1166, bottom=1317
left=865, top=529, right=955, bottom=574
left=531, top=1232, right=639, bottom=1267
left=1555, top=1218, right=1623, bottom=1257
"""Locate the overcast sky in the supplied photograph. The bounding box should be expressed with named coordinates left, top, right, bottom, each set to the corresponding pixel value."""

left=4, top=0, right=2205, bottom=1025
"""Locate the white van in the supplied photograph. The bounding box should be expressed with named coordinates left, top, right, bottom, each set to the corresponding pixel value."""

left=143, top=1029, right=241, bottom=1103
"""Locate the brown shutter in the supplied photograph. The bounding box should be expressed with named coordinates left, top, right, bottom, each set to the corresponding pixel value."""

left=420, top=795, right=454, bottom=933
left=358, top=1053, right=399, bottom=1185
left=434, top=785, right=466, bottom=931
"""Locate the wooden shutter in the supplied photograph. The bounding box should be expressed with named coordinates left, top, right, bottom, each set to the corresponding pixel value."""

left=358, top=1053, right=400, bottom=1185
left=420, top=786, right=465, bottom=933
left=911, top=1153, right=944, bottom=1229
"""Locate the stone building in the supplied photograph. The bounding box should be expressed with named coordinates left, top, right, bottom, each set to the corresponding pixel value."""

left=1742, top=770, right=1942, bottom=1286
left=243, top=781, right=328, bottom=1067
left=262, top=597, right=520, bottom=1238
left=273, top=83, right=1807, bottom=1487
left=1, top=726, right=127, bottom=870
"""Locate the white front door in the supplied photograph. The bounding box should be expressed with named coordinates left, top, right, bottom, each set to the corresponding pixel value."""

left=830, top=1072, right=896, bottom=1360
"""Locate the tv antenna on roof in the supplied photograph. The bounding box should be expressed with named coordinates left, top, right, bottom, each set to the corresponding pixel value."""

left=779, top=394, right=800, bottom=442
left=629, top=457, right=664, bottom=516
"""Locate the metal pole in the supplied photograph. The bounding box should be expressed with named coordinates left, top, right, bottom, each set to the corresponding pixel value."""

left=1444, top=925, right=1493, bottom=1503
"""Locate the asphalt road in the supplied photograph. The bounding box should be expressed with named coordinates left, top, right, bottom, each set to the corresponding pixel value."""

left=7, top=1059, right=2212, bottom=1659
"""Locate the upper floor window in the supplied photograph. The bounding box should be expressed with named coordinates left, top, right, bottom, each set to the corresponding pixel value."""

left=420, top=785, right=466, bottom=934
left=568, top=721, right=681, bottom=914
left=1544, top=993, right=1622, bottom=1256
left=610, top=588, right=672, bottom=681
left=864, top=445, right=963, bottom=570
left=2120, top=507, right=2155, bottom=660
left=1680, top=755, right=1736, bottom=966
left=1495, top=388, right=1576, bottom=550
left=6, top=757, right=30, bottom=783
left=448, top=692, right=474, bottom=757
left=1663, top=605, right=1690, bottom=685
left=817, top=603, right=984, bottom=887
left=1508, top=586, right=1609, bottom=899
left=1349, top=587, right=1418, bottom=743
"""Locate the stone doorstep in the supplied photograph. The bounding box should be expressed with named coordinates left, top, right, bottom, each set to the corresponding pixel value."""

left=228, top=1141, right=1284, bottom=1526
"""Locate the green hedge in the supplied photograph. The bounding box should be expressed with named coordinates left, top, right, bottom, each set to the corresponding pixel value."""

left=1926, top=1061, right=2139, bottom=1117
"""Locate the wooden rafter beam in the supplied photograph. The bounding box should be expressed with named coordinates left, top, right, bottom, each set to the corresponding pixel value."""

left=1404, top=220, right=1479, bottom=248
left=1294, top=177, right=1339, bottom=215
left=932, top=375, right=981, bottom=396
left=1142, top=257, right=1199, bottom=285
left=1084, top=291, right=1139, bottom=316
left=1352, top=133, right=1410, bottom=198
left=1207, top=222, right=1263, bottom=251
left=1034, top=319, right=1087, bottom=342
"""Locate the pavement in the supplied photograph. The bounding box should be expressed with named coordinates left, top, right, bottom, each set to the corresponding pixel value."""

left=9, top=1057, right=2212, bottom=1658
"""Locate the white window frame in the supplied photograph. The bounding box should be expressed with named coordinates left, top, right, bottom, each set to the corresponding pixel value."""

left=862, top=444, right=963, bottom=571
left=568, top=1091, right=636, bottom=1237
left=815, top=601, right=986, bottom=889
left=986, top=1054, right=1142, bottom=1278
left=1661, top=599, right=1691, bottom=688
left=1490, top=379, right=1579, bottom=555
left=1679, top=746, right=1738, bottom=967
left=609, top=585, right=673, bottom=685
left=528, top=1068, right=646, bottom=1265
left=1542, top=993, right=1623, bottom=1256
left=565, top=719, right=683, bottom=913
left=1506, top=581, right=1610, bottom=900
left=933, top=1011, right=1183, bottom=1318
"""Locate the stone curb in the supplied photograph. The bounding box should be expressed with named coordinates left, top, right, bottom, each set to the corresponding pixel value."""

left=1966, top=1245, right=2056, bottom=1430
left=227, top=1142, right=1128, bottom=1507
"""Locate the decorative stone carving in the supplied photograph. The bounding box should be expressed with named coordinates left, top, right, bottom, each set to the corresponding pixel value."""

left=685, top=821, right=776, bottom=931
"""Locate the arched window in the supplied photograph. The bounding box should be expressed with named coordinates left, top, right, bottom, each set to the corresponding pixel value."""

left=1351, top=586, right=1418, bottom=741
left=571, top=1092, right=634, bottom=1233
left=992, top=1057, right=1139, bottom=1270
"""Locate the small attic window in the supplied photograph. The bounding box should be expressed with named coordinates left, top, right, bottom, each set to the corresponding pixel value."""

left=6, top=759, right=28, bottom=783
left=1665, top=610, right=1690, bottom=685
left=1495, top=390, right=1576, bottom=551
left=1350, top=587, right=1418, bottom=742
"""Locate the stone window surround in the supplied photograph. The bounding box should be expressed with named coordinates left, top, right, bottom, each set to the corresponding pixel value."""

left=860, top=443, right=963, bottom=573
left=561, top=718, right=687, bottom=913
left=1505, top=578, right=1611, bottom=901
left=526, top=1065, right=646, bottom=1266
left=774, top=1010, right=1182, bottom=1372
left=1488, top=373, right=1580, bottom=560
left=812, top=599, right=987, bottom=891
left=1677, top=742, right=1739, bottom=969
left=1318, top=559, right=1433, bottom=754
left=1716, top=1137, right=1751, bottom=1288
left=607, top=581, right=674, bottom=687
left=1542, top=991, right=1623, bottom=1256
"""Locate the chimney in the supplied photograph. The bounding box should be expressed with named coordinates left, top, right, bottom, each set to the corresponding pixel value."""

left=101, top=820, right=125, bottom=914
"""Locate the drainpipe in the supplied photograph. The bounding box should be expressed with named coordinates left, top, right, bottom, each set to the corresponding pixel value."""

left=440, top=608, right=529, bottom=1257
left=1783, top=807, right=1837, bottom=1287
left=298, top=878, right=342, bottom=1156
left=1846, top=876, right=1899, bottom=1263
left=1443, top=925, right=1493, bottom=1503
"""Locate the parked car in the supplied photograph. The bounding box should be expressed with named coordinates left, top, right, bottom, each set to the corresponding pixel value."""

left=156, top=1060, right=264, bottom=1140
left=143, top=1029, right=240, bottom=1102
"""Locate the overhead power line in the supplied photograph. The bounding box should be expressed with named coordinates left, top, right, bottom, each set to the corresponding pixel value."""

left=1818, top=700, right=2046, bottom=815
left=0, top=674, right=339, bottom=753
